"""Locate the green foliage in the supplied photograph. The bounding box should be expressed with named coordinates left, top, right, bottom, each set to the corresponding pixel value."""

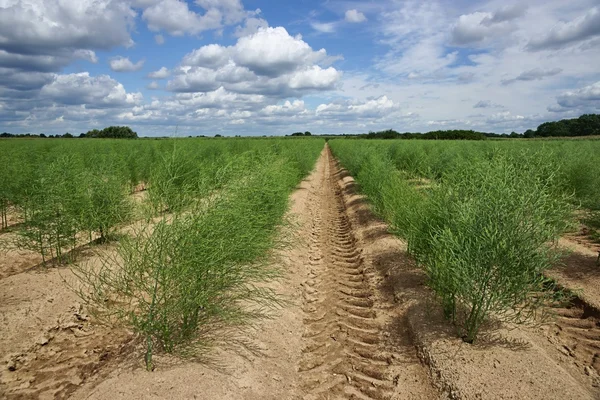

left=359, top=129, right=488, bottom=140
left=17, top=156, right=88, bottom=263
left=86, top=126, right=138, bottom=139
left=72, top=141, right=322, bottom=370
left=409, top=153, right=572, bottom=342
left=331, top=140, right=575, bottom=343
left=81, top=164, right=133, bottom=242
left=536, top=114, right=600, bottom=137
left=147, top=146, right=202, bottom=213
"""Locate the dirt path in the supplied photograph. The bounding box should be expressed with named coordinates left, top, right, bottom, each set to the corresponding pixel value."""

left=297, top=147, right=436, bottom=400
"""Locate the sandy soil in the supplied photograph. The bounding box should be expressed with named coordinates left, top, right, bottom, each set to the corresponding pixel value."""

left=549, top=237, right=600, bottom=309
left=0, top=236, right=43, bottom=280
left=0, top=248, right=134, bottom=399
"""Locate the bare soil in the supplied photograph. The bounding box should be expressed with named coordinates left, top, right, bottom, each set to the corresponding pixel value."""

left=0, top=250, right=134, bottom=399
left=1, top=145, right=600, bottom=399
left=296, top=147, right=437, bottom=399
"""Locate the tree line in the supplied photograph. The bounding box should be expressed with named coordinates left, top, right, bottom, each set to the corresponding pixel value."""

left=351, top=113, right=600, bottom=140
left=530, top=114, right=600, bottom=137
left=356, top=129, right=489, bottom=140
left=1, top=126, right=138, bottom=139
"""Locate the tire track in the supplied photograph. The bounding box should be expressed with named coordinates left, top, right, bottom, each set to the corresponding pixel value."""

left=298, top=148, right=400, bottom=400
left=550, top=301, right=600, bottom=383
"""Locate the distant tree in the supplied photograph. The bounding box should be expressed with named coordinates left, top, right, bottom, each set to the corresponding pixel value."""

left=214, top=134, right=223, bottom=138
left=86, top=126, right=138, bottom=139
left=422, top=130, right=486, bottom=140
left=86, top=129, right=101, bottom=138
left=304, top=131, right=312, bottom=136
left=524, top=129, right=535, bottom=138
left=63, top=132, right=73, bottom=138
left=291, top=132, right=304, bottom=136
left=533, top=114, right=600, bottom=138
left=366, top=129, right=401, bottom=139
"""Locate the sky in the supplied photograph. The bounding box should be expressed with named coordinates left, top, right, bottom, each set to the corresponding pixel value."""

left=1, top=0, right=599, bottom=137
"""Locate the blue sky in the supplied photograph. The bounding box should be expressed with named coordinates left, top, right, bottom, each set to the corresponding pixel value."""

left=1, top=0, right=599, bottom=136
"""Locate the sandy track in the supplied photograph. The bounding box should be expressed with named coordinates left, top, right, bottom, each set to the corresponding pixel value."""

left=298, top=147, right=437, bottom=400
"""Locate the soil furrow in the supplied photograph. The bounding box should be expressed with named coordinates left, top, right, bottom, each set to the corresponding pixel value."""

left=298, top=146, right=436, bottom=400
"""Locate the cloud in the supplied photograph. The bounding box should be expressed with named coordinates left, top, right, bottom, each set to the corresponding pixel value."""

left=345, top=9, right=367, bottom=23
left=553, top=81, right=600, bottom=110
left=376, top=2, right=458, bottom=78
left=155, top=34, right=165, bottom=45
left=147, top=81, right=160, bottom=90
left=109, top=56, right=145, bottom=72
left=161, top=87, right=267, bottom=112
left=311, top=9, right=367, bottom=34
left=486, top=111, right=526, bottom=124
left=501, top=68, right=562, bottom=85
left=194, top=0, right=245, bottom=24
left=234, top=17, right=268, bottom=38
left=183, top=44, right=230, bottom=69
left=39, top=73, right=143, bottom=108
left=167, top=67, right=220, bottom=92
left=261, top=100, right=306, bottom=116
left=311, top=21, right=338, bottom=34
left=0, top=0, right=135, bottom=55
left=166, top=27, right=340, bottom=98
left=232, top=27, right=328, bottom=77
left=142, top=0, right=222, bottom=35
left=0, top=67, right=54, bottom=92
left=487, top=4, right=528, bottom=24
left=451, top=5, right=526, bottom=46
left=288, top=66, right=340, bottom=90
left=147, top=67, right=171, bottom=79
left=528, top=7, right=600, bottom=51
left=316, top=96, right=399, bottom=119
left=0, top=50, right=81, bottom=73
left=141, top=0, right=248, bottom=36
left=473, top=100, right=504, bottom=109
left=0, top=0, right=134, bottom=75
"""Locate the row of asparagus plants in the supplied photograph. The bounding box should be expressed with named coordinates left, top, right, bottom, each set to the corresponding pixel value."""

left=329, top=140, right=574, bottom=343
left=73, top=139, right=324, bottom=369
left=0, top=138, right=323, bottom=266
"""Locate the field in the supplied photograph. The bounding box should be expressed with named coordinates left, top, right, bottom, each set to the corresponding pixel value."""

left=1, top=137, right=600, bottom=399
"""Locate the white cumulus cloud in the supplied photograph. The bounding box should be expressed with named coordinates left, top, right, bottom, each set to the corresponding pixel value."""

left=39, top=72, right=143, bottom=108
left=109, top=56, right=145, bottom=72
left=345, top=9, right=366, bottom=23
left=167, top=27, right=340, bottom=98
left=148, top=67, right=170, bottom=79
